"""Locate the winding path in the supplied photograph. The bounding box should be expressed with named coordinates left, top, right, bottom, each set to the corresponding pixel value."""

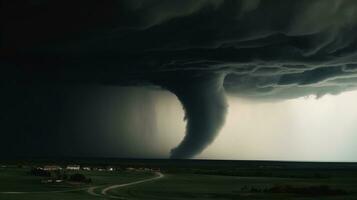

left=101, top=172, right=164, bottom=195
left=86, top=172, right=164, bottom=199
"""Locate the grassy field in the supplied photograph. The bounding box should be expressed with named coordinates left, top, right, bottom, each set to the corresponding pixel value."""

left=1, top=160, right=357, bottom=200
left=0, top=166, right=154, bottom=200
left=107, top=173, right=357, bottom=200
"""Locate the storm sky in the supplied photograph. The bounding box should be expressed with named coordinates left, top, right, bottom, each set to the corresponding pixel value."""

left=2, top=0, right=357, bottom=160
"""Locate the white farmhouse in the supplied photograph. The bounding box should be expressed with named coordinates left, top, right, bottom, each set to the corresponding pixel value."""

left=66, top=165, right=80, bottom=170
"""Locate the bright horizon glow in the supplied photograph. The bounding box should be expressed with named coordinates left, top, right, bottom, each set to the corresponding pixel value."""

left=196, top=91, right=357, bottom=162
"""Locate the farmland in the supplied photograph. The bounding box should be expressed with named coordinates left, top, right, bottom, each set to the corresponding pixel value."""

left=1, top=159, right=357, bottom=199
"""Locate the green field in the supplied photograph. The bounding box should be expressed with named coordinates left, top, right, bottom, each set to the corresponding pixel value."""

left=1, top=160, right=357, bottom=200
left=107, top=174, right=357, bottom=200
left=0, top=166, right=154, bottom=200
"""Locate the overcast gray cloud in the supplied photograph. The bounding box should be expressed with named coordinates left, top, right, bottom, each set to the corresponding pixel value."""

left=3, top=0, right=357, bottom=158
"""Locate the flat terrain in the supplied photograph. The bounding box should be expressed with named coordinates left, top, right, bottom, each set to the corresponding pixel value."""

left=0, top=167, right=157, bottom=200
left=1, top=159, right=357, bottom=200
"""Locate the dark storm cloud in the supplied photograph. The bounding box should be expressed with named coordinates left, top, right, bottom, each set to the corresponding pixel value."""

left=159, top=73, right=227, bottom=159
left=3, top=0, right=357, bottom=158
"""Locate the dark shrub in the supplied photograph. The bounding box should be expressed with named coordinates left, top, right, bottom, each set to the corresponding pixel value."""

left=267, top=185, right=347, bottom=196
left=69, top=173, right=87, bottom=182
left=69, top=173, right=92, bottom=183
left=29, top=168, right=51, bottom=177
